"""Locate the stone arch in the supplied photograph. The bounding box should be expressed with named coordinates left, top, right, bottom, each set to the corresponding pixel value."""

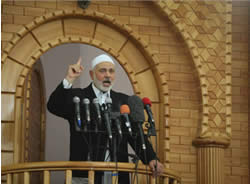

left=153, top=1, right=232, bottom=140
left=1, top=10, right=170, bottom=163
left=153, top=1, right=209, bottom=138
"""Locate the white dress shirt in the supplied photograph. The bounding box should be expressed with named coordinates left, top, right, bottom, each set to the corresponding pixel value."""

left=91, top=83, right=110, bottom=105
left=91, top=84, right=112, bottom=184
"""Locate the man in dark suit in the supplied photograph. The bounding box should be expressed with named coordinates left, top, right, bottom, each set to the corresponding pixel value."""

left=47, top=54, right=164, bottom=184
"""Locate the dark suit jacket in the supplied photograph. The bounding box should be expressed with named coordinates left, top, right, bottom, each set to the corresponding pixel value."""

left=47, top=82, right=157, bottom=183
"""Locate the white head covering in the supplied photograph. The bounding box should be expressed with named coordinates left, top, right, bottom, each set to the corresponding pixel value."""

left=91, top=54, right=115, bottom=69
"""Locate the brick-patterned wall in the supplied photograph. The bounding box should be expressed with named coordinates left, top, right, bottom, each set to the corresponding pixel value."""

left=1, top=2, right=199, bottom=183
left=248, top=0, right=250, bottom=181
left=225, top=1, right=249, bottom=184
left=165, top=47, right=199, bottom=184
left=1, top=1, right=249, bottom=184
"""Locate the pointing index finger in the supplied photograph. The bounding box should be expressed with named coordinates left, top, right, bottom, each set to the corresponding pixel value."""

left=76, top=57, right=82, bottom=65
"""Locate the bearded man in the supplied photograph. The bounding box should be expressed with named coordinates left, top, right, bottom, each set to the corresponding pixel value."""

left=47, top=54, right=164, bottom=184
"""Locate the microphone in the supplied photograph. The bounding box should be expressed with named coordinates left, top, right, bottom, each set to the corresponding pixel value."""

left=105, top=97, right=112, bottom=111
left=92, top=98, right=102, bottom=127
left=82, top=98, right=91, bottom=124
left=102, top=100, right=112, bottom=140
left=113, top=115, right=123, bottom=140
left=128, top=95, right=146, bottom=151
left=73, top=96, right=81, bottom=128
left=142, top=97, right=156, bottom=136
left=120, top=105, right=132, bottom=137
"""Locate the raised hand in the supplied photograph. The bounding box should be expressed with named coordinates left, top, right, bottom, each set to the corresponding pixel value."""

left=66, top=57, right=84, bottom=84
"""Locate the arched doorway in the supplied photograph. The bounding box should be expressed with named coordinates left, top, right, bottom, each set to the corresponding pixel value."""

left=1, top=10, right=168, bottom=168
left=41, top=43, right=136, bottom=183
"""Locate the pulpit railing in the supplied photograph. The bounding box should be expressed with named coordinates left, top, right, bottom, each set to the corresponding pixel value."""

left=2, top=161, right=181, bottom=184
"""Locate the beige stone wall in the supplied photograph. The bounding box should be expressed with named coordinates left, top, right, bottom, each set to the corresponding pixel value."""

left=226, top=1, right=249, bottom=184
left=248, top=0, right=250, bottom=181
left=1, top=1, right=249, bottom=184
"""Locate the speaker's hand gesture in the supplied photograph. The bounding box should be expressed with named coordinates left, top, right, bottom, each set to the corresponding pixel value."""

left=66, top=57, right=84, bottom=84
left=149, top=160, right=164, bottom=177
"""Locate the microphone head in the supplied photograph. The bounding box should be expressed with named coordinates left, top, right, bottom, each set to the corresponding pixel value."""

left=83, top=98, right=90, bottom=104
left=128, top=95, right=145, bottom=122
left=142, top=97, right=152, bottom=107
left=93, top=98, right=99, bottom=104
left=120, top=104, right=130, bottom=114
left=105, top=97, right=112, bottom=104
left=73, top=96, right=80, bottom=103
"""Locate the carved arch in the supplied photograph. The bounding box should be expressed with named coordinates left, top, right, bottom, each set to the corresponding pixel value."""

left=1, top=10, right=170, bottom=163
left=153, top=1, right=209, bottom=138
left=153, top=1, right=232, bottom=140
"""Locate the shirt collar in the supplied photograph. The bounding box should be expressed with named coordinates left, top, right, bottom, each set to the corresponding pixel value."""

left=91, top=83, right=110, bottom=98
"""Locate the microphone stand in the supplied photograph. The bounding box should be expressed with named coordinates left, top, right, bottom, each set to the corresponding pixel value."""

left=111, top=132, right=120, bottom=184
left=87, top=123, right=94, bottom=161
left=72, top=101, right=93, bottom=160
left=93, top=104, right=102, bottom=161
left=74, top=117, right=81, bottom=132
left=83, top=99, right=93, bottom=161
left=95, top=121, right=101, bottom=161
left=83, top=120, right=87, bottom=132
left=137, top=123, right=147, bottom=157
left=137, top=123, right=149, bottom=184
left=112, top=133, right=117, bottom=162
left=131, top=131, right=139, bottom=184
left=110, top=116, right=117, bottom=175
left=146, top=121, right=159, bottom=184
left=146, top=118, right=156, bottom=137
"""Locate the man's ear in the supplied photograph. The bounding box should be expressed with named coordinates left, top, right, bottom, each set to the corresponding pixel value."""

left=89, top=70, right=94, bottom=80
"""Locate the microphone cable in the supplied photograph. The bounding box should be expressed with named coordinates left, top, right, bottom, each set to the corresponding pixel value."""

left=143, top=97, right=159, bottom=183
left=114, top=133, right=119, bottom=184
left=115, top=123, right=124, bottom=184
left=147, top=131, right=158, bottom=184
left=96, top=103, right=110, bottom=161
left=83, top=98, right=94, bottom=160
left=131, top=132, right=139, bottom=184
left=134, top=127, right=150, bottom=184
left=95, top=126, right=102, bottom=161
left=128, top=95, right=150, bottom=184
left=94, top=130, right=108, bottom=161
left=133, top=155, right=139, bottom=184
left=79, top=133, right=91, bottom=160
left=143, top=133, right=149, bottom=184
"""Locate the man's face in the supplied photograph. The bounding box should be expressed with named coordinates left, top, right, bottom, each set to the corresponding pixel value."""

left=90, top=62, right=115, bottom=92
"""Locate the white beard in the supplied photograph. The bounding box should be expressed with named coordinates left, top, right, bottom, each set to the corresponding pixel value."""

left=93, top=74, right=114, bottom=92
